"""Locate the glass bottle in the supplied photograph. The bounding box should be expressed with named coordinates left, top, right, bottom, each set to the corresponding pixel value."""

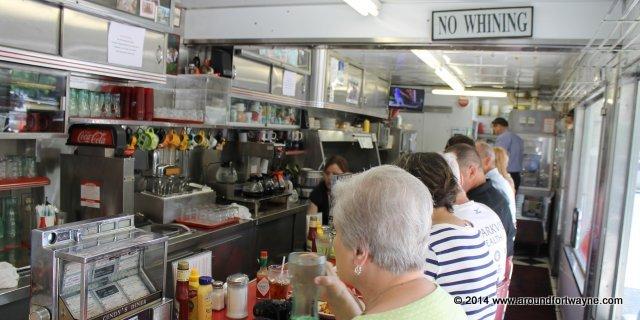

left=175, top=261, right=190, bottom=320
left=211, top=281, right=225, bottom=311
left=306, top=216, right=319, bottom=252
left=256, top=250, right=270, bottom=300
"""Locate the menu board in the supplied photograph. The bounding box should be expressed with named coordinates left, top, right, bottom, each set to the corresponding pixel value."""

left=94, top=284, right=129, bottom=310
left=118, top=275, right=151, bottom=300
left=65, top=292, right=104, bottom=319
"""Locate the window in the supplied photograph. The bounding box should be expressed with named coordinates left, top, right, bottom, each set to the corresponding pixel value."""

left=572, top=101, right=604, bottom=270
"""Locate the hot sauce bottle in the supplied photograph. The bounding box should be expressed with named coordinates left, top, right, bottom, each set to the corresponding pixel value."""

left=256, top=250, right=270, bottom=300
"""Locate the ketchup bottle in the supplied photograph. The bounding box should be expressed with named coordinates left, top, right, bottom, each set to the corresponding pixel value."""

left=176, top=261, right=190, bottom=320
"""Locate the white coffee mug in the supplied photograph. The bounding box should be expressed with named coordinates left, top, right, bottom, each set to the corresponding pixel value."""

left=239, top=132, right=248, bottom=143
left=259, top=130, right=277, bottom=142
left=292, top=131, right=303, bottom=141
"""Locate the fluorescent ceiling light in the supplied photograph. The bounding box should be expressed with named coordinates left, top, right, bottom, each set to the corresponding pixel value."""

left=412, top=49, right=466, bottom=92
left=432, top=89, right=508, bottom=98
left=435, top=68, right=465, bottom=92
left=343, top=0, right=381, bottom=16
left=411, top=49, right=441, bottom=69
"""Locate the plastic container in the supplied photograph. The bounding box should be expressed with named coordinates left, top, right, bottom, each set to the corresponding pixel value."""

left=197, top=276, right=213, bottom=320
left=188, top=268, right=200, bottom=320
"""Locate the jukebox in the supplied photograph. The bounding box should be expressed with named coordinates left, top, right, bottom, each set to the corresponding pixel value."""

left=29, top=215, right=172, bottom=320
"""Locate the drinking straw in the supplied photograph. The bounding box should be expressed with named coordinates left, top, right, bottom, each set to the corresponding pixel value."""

left=280, top=256, right=286, bottom=276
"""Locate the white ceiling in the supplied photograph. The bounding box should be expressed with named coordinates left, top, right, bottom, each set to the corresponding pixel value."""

left=334, top=49, right=577, bottom=89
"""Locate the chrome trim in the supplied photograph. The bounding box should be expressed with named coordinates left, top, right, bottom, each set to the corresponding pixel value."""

left=230, top=87, right=310, bottom=107
left=0, top=45, right=166, bottom=83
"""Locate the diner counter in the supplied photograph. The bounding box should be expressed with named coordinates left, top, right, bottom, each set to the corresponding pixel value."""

left=0, top=201, right=309, bottom=318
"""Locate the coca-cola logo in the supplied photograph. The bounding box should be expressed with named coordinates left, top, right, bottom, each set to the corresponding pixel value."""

left=71, top=129, right=113, bottom=146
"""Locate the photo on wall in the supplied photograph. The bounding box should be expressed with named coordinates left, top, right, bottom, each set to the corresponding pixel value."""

left=116, top=0, right=138, bottom=14
left=139, top=0, right=158, bottom=19
left=166, top=34, right=180, bottom=75
left=156, top=6, right=171, bottom=25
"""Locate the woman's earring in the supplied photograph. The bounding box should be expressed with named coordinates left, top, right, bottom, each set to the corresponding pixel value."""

left=354, top=264, right=363, bottom=276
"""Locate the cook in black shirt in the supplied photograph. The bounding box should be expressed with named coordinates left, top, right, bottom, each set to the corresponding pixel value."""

left=446, top=143, right=516, bottom=256
left=308, top=155, right=349, bottom=226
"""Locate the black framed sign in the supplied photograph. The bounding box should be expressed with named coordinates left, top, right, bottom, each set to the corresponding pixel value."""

left=432, top=6, right=533, bottom=41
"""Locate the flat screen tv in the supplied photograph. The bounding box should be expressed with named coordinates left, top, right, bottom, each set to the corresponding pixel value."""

left=389, top=87, right=425, bottom=111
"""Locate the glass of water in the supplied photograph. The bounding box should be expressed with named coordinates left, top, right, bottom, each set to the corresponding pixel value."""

left=288, top=252, right=326, bottom=320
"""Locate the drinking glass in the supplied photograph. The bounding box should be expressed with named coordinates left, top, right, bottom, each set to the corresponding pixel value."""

left=6, top=156, right=20, bottom=179
left=89, top=92, right=103, bottom=118
left=102, top=93, right=112, bottom=118
left=77, top=89, right=90, bottom=117
left=288, top=252, right=326, bottom=319
left=110, top=93, right=121, bottom=118
left=268, top=265, right=290, bottom=300
left=68, top=89, right=79, bottom=117
left=0, top=157, right=6, bottom=180
left=22, top=156, right=36, bottom=178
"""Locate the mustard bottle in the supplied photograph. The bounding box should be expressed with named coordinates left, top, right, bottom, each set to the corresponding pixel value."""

left=188, top=268, right=200, bottom=320
left=197, top=276, right=213, bottom=320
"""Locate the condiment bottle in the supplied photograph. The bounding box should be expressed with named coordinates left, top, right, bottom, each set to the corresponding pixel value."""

left=188, top=268, right=200, bottom=320
left=256, top=250, right=270, bottom=300
left=307, top=216, right=319, bottom=252
left=176, top=261, right=190, bottom=320
left=197, top=276, right=213, bottom=320
left=363, top=118, right=370, bottom=133
left=226, top=273, right=249, bottom=319
left=211, top=281, right=225, bottom=311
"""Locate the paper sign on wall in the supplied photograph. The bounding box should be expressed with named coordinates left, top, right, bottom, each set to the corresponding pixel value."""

left=282, top=70, right=297, bottom=97
left=107, top=22, right=146, bottom=68
left=80, top=179, right=101, bottom=209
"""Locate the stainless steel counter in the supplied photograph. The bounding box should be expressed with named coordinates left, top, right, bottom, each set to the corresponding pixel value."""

left=0, top=272, right=29, bottom=306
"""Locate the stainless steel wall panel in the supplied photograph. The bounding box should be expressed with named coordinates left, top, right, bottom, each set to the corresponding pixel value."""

left=61, top=9, right=109, bottom=64
left=271, top=66, right=284, bottom=95
left=62, top=8, right=166, bottom=74
left=232, top=56, right=271, bottom=93
left=0, top=0, right=60, bottom=55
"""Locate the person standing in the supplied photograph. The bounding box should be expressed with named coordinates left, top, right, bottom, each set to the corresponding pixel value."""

left=476, top=141, right=517, bottom=226
left=396, top=153, right=498, bottom=320
left=492, top=117, right=524, bottom=191
left=445, top=144, right=515, bottom=258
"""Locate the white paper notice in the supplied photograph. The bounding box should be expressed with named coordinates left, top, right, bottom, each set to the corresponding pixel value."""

left=108, top=22, right=146, bottom=68
left=80, top=180, right=101, bottom=209
left=282, top=70, right=297, bottom=97
left=543, top=118, right=555, bottom=133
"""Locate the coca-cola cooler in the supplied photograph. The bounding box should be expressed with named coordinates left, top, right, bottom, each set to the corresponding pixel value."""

left=61, top=124, right=134, bottom=221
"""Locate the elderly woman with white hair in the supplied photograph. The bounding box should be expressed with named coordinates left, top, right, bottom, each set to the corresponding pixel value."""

left=314, top=165, right=466, bottom=320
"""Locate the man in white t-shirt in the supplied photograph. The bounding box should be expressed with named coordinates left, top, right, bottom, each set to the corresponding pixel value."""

left=442, top=152, right=508, bottom=283
left=476, top=141, right=517, bottom=226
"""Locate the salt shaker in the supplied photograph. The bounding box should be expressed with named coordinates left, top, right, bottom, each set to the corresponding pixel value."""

left=226, top=273, right=249, bottom=319
left=212, top=281, right=225, bottom=311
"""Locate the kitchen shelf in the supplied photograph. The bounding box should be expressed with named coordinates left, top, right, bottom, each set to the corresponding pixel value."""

left=0, top=176, right=50, bottom=191
left=10, top=81, right=57, bottom=91
left=285, top=150, right=306, bottom=156
left=267, top=124, right=300, bottom=130
left=0, top=132, right=67, bottom=140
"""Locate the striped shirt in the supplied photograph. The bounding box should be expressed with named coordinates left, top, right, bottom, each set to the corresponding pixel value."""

left=425, top=223, right=498, bottom=320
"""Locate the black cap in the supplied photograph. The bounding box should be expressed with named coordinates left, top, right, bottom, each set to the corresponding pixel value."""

left=492, top=117, right=509, bottom=127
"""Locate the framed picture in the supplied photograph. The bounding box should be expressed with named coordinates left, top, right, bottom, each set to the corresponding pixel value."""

left=173, top=7, right=182, bottom=27
left=166, top=34, right=180, bottom=75
left=116, top=0, right=138, bottom=14
left=156, top=6, right=170, bottom=25
left=139, top=0, right=157, bottom=19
